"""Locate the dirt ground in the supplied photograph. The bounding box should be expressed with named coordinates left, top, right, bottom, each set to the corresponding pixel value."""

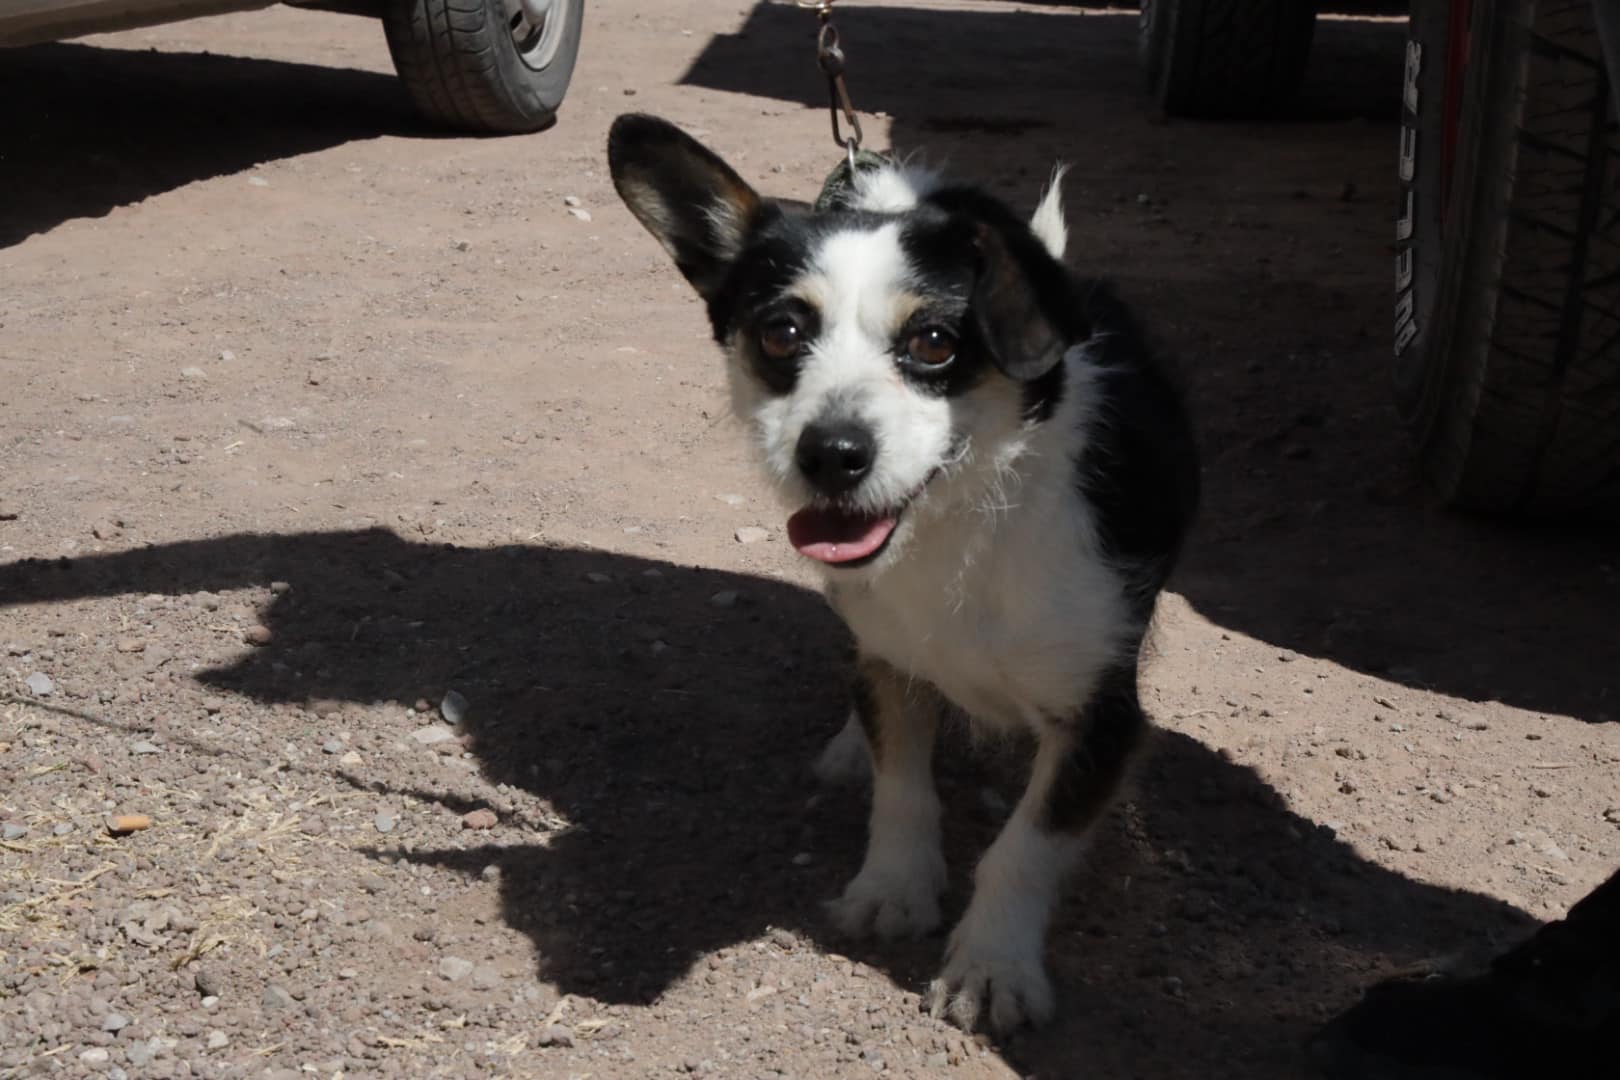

left=2, top=2, right=1618, bottom=1078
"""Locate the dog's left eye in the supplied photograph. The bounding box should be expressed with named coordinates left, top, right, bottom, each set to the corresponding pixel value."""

left=760, top=318, right=804, bottom=361
left=905, top=328, right=957, bottom=368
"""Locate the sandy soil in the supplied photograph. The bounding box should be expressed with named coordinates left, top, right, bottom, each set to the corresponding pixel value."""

left=2, top=2, right=1617, bottom=1078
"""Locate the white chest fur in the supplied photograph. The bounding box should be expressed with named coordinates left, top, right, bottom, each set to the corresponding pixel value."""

left=827, top=439, right=1129, bottom=731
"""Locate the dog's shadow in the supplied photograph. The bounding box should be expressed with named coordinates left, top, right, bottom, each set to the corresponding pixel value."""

left=0, top=530, right=1530, bottom=1076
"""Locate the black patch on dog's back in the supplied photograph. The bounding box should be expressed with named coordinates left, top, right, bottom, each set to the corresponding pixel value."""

left=1070, top=284, right=1200, bottom=610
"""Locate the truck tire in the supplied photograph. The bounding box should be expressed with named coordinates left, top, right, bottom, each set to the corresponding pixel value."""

left=1139, top=0, right=1317, bottom=119
left=1394, top=0, right=1620, bottom=515
left=383, top=0, right=583, bottom=134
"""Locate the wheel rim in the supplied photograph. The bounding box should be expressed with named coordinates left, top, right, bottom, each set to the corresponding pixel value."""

left=508, top=0, right=570, bottom=72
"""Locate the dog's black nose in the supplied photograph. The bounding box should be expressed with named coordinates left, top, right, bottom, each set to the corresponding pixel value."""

left=795, top=421, right=875, bottom=496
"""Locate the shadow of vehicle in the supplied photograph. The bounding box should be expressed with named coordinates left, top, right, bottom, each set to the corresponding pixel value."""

left=676, top=2, right=1620, bottom=725
left=0, top=530, right=1534, bottom=1076
left=0, top=43, right=415, bottom=249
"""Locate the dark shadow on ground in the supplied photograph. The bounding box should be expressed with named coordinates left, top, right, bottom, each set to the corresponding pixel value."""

left=679, top=3, right=1402, bottom=145
left=0, top=532, right=1535, bottom=1077
left=677, top=2, right=1620, bottom=724
left=0, top=43, right=416, bottom=248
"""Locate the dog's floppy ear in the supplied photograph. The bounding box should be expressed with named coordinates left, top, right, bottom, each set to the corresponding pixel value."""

left=969, top=221, right=1075, bottom=381
left=608, top=114, right=768, bottom=300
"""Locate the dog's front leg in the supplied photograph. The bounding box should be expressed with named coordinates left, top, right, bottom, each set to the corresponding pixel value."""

left=825, top=656, right=947, bottom=940
left=927, top=667, right=1146, bottom=1033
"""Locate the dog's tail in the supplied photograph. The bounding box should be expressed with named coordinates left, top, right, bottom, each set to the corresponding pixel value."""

left=1030, top=165, right=1069, bottom=261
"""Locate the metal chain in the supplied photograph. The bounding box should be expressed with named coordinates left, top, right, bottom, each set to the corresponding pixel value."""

left=798, top=0, right=863, bottom=162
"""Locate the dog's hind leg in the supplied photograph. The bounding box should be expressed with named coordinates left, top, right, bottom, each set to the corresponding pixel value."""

left=927, top=665, right=1146, bottom=1033
left=825, top=656, right=947, bottom=940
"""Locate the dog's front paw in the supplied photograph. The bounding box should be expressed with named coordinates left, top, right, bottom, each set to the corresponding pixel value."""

left=925, top=923, right=1054, bottom=1034
left=811, top=714, right=871, bottom=785
left=825, top=853, right=946, bottom=939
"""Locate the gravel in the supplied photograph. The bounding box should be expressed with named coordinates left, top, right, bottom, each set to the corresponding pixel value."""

left=410, top=724, right=456, bottom=746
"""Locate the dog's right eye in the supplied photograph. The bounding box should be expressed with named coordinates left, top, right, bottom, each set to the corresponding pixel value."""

left=759, top=319, right=804, bottom=361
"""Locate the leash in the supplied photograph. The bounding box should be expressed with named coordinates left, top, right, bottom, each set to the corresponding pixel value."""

left=796, top=0, right=893, bottom=212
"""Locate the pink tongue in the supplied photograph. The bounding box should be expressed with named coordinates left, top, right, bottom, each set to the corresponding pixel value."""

left=786, top=506, right=898, bottom=564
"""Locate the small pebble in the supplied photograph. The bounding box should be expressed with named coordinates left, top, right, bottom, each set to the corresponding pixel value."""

left=563, top=195, right=582, bottom=207
left=101, top=1013, right=129, bottom=1033
left=321, top=738, right=345, bottom=755
left=538, top=1024, right=575, bottom=1048
left=734, top=526, right=770, bottom=544
left=106, top=814, right=152, bottom=835
left=2, top=823, right=27, bottom=841
left=24, top=672, right=54, bottom=696
left=410, top=724, right=456, bottom=746
left=441, top=689, right=470, bottom=727
left=206, top=1031, right=229, bottom=1050
left=462, top=808, right=498, bottom=830
left=439, top=956, right=475, bottom=982
left=262, top=985, right=295, bottom=1010
left=374, top=813, right=397, bottom=834
left=80, top=1048, right=110, bottom=1065
left=130, top=740, right=162, bottom=755
left=244, top=625, right=273, bottom=646
left=709, top=590, right=739, bottom=609
left=567, top=207, right=593, bottom=222
left=115, top=638, right=145, bottom=653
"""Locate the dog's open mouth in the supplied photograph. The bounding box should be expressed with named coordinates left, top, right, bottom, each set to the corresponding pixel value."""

left=786, top=505, right=900, bottom=566
left=785, top=471, right=940, bottom=567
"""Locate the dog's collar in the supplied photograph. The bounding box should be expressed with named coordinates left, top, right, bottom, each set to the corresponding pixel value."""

left=814, top=149, right=897, bottom=213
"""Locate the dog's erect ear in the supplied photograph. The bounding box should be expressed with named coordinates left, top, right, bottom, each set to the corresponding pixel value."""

left=970, top=222, right=1071, bottom=381
left=608, top=114, right=768, bottom=300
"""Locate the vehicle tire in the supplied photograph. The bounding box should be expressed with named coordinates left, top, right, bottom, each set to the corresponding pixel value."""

left=1394, top=0, right=1620, bottom=515
left=383, top=0, right=583, bottom=134
left=1138, top=0, right=1317, bottom=119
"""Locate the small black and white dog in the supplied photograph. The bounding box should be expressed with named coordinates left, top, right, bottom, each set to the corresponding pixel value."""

left=608, top=114, right=1199, bottom=1033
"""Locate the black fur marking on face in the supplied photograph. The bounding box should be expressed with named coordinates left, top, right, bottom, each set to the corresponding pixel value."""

left=744, top=298, right=822, bottom=396
left=703, top=213, right=822, bottom=395
left=895, top=215, right=993, bottom=400
left=898, top=196, right=1081, bottom=415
